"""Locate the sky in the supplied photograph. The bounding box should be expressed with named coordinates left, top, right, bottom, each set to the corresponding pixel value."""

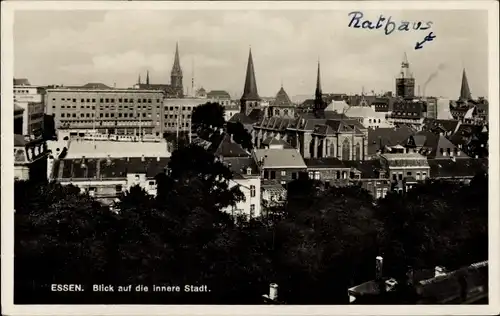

left=14, top=9, right=488, bottom=99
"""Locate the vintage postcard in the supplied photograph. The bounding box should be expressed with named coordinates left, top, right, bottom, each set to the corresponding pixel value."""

left=1, top=1, right=499, bottom=315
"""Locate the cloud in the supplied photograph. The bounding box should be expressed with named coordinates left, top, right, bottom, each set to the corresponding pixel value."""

left=14, top=9, right=489, bottom=98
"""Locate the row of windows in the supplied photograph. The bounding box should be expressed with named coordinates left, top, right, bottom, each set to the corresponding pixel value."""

left=165, top=122, right=191, bottom=127
left=165, top=114, right=191, bottom=119
left=263, top=170, right=298, bottom=180
left=59, top=112, right=154, bottom=119
left=392, top=112, right=420, bottom=116
left=54, top=97, right=161, bottom=103
left=57, top=105, right=156, bottom=110
left=439, top=148, right=460, bottom=156
left=368, top=119, right=382, bottom=124
left=391, top=171, right=427, bottom=181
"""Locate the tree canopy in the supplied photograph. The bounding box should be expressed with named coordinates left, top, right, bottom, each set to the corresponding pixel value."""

left=191, top=102, right=225, bottom=141
left=226, top=121, right=253, bottom=151
left=14, top=146, right=488, bottom=305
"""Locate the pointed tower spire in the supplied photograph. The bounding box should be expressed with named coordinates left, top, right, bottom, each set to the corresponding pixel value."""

left=460, top=68, right=472, bottom=101
left=146, top=70, right=150, bottom=85
left=314, top=59, right=324, bottom=114
left=240, top=47, right=260, bottom=114
left=170, top=42, right=183, bottom=97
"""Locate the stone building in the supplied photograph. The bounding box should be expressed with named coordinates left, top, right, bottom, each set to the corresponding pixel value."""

left=253, top=114, right=369, bottom=161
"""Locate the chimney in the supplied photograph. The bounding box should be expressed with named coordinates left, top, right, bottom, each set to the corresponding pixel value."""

left=141, top=154, right=145, bottom=162
left=435, top=266, right=446, bottom=277
left=375, top=256, right=383, bottom=281
left=269, top=283, right=278, bottom=301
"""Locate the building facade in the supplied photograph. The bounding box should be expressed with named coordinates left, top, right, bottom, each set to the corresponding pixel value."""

left=163, top=98, right=207, bottom=133
left=14, top=79, right=45, bottom=137
left=14, top=135, right=49, bottom=182
left=45, top=87, right=166, bottom=137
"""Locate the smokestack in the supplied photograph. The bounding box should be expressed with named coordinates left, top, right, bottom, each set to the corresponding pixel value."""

left=376, top=256, right=383, bottom=281
left=269, top=283, right=278, bottom=301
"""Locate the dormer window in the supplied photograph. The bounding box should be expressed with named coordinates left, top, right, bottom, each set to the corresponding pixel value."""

left=246, top=167, right=252, bottom=175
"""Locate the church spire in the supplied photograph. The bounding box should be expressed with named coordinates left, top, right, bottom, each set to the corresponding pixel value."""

left=460, top=68, right=472, bottom=101
left=146, top=70, right=150, bottom=85
left=170, top=42, right=183, bottom=97
left=241, top=47, right=260, bottom=101
left=314, top=59, right=324, bottom=113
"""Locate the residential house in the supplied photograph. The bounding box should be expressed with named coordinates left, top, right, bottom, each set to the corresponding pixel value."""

left=303, top=157, right=351, bottom=186
left=367, top=126, right=415, bottom=157
left=421, top=118, right=461, bottom=137
left=14, top=134, right=49, bottom=182
left=403, top=131, right=469, bottom=159
left=427, top=158, right=488, bottom=183
left=343, top=160, right=391, bottom=199
left=379, top=153, right=431, bottom=193
left=325, top=100, right=394, bottom=129
left=51, top=156, right=170, bottom=205
left=449, top=124, right=488, bottom=158
left=261, top=180, right=288, bottom=209
left=253, top=146, right=307, bottom=185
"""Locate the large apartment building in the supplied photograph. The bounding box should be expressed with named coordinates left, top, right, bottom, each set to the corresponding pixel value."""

left=44, top=84, right=166, bottom=137
left=163, top=98, right=208, bottom=133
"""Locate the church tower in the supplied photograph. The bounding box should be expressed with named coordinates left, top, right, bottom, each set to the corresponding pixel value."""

left=240, top=48, right=261, bottom=115
left=170, top=42, right=183, bottom=98
left=313, top=60, right=325, bottom=115
left=459, top=68, right=472, bottom=101
left=395, top=52, right=415, bottom=99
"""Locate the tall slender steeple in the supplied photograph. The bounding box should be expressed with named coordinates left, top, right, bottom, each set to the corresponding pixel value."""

left=170, top=42, right=183, bottom=97
left=459, top=68, right=472, bottom=101
left=240, top=47, right=260, bottom=115
left=146, top=70, right=150, bottom=85
left=314, top=59, right=324, bottom=114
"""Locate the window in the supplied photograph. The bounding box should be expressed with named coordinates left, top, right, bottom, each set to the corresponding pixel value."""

left=111, top=98, right=115, bottom=103
left=250, top=185, right=256, bottom=197
left=124, top=113, right=128, bottom=118
left=138, top=99, right=141, bottom=103
left=281, top=181, right=286, bottom=185
left=148, top=99, right=152, bottom=103
left=124, top=99, right=128, bottom=103
left=281, top=170, right=286, bottom=177
left=264, top=170, right=269, bottom=179
left=100, top=113, right=103, bottom=117
left=72, top=113, right=76, bottom=118
left=105, top=113, right=109, bottom=118
left=149, top=180, right=155, bottom=186
left=72, top=99, right=76, bottom=102
left=416, top=172, right=421, bottom=180
left=422, top=172, right=427, bottom=179
left=100, top=98, right=104, bottom=103
left=270, top=171, right=276, bottom=179
left=398, top=173, right=403, bottom=181
left=111, top=113, right=115, bottom=118
left=115, top=185, right=122, bottom=193
left=407, top=171, right=412, bottom=176
left=392, top=174, right=397, bottom=181
left=314, top=171, right=320, bottom=180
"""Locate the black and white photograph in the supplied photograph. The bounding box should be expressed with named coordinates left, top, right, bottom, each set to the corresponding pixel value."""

left=1, top=1, right=499, bottom=315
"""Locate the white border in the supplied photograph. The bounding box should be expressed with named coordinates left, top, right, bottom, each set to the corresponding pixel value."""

left=1, top=1, right=499, bottom=315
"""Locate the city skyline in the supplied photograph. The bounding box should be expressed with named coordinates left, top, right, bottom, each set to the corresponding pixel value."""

left=15, top=10, right=488, bottom=98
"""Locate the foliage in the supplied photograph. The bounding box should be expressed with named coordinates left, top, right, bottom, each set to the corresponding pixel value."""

left=14, top=149, right=488, bottom=305
left=191, top=102, right=225, bottom=141
left=226, top=121, right=253, bottom=151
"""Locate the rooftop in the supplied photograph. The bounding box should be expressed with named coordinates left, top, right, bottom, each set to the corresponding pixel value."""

left=304, top=157, right=347, bottom=169
left=214, top=134, right=250, bottom=158
left=66, top=140, right=171, bottom=159
left=428, top=158, right=488, bottom=178
left=381, top=152, right=428, bottom=160
left=53, top=157, right=170, bottom=180
left=253, top=148, right=307, bottom=169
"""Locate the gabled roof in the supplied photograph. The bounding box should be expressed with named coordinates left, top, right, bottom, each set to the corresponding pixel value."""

left=342, top=160, right=383, bottom=179
left=272, top=86, right=293, bottom=107
left=14, top=104, right=25, bottom=113
left=80, top=83, right=111, bottom=89
left=214, top=134, right=250, bottom=158
left=405, top=131, right=469, bottom=159
left=228, top=112, right=257, bottom=125
left=207, top=90, right=231, bottom=99
left=428, top=158, right=488, bottom=178
left=304, top=157, right=346, bottom=169
left=368, top=126, right=415, bottom=155
left=422, top=119, right=460, bottom=134
left=261, top=137, right=293, bottom=148
left=224, top=157, right=259, bottom=178
left=253, top=148, right=307, bottom=169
